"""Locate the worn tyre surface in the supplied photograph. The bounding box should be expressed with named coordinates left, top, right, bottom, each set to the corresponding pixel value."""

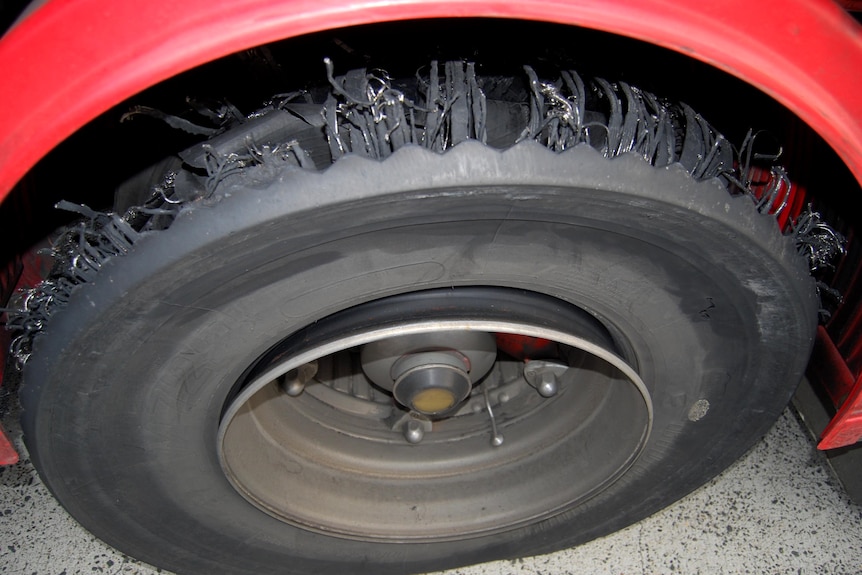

left=18, top=62, right=821, bottom=575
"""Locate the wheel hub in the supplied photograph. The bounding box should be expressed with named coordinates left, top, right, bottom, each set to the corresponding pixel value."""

left=393, top=359, right=467, bottom=415
left=361, top=331, right=497, bottom=416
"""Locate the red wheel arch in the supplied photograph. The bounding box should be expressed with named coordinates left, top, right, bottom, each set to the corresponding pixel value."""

left=0, top=0, right=861, bottom=201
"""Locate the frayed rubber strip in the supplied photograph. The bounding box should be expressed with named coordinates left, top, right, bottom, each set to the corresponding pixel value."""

left=3, top=60, right=847, bottom=369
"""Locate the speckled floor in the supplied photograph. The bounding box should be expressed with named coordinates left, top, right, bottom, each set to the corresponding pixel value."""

left=1, top=404, right=861, bottom=575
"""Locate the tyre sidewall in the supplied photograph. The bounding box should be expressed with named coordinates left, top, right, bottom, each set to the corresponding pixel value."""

left=22, top=144, right=817, bottom=574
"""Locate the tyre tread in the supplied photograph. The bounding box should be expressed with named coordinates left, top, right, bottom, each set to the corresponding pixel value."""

left=5, top=60, right=844, bottom=368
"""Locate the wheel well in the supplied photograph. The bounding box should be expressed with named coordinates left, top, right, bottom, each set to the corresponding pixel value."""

left=0, top=18, right=857, bottom=288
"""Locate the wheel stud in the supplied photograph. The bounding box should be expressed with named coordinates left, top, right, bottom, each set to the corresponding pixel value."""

left=403, top=419, right=426, bottom=444
left=523, top=360, right=567, bottom=398
left=537, top=373, right=558, bottom=398
left=280, top=361, right=319, bottom=397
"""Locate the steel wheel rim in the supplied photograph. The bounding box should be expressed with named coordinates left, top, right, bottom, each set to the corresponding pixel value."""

left=218, top=290, right=654, bottom=542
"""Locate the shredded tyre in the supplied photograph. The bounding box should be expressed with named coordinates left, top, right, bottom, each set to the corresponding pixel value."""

left=9, top=61, right=842, bottom=575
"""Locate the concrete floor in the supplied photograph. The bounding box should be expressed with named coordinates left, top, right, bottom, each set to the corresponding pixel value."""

left=1, top=405, right=861, bottom=575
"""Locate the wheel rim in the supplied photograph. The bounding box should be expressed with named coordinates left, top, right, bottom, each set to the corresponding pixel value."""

left=218, top=288, right=653, bottom=541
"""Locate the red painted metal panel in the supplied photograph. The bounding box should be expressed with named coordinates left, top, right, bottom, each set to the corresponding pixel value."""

left=495, top=334, right=557, bottom=361
left=746, top=166, right=808, bottom=232
left=814, top=323, right=862, bottom=449
left=814, top=224, right=862, bottom=449
left=812, top=326, right=858, bottom=408
left=0, top=0, right=861, bottom=202
left=0, top=424, right=17, bottom=466
left=819, top=378, right=862, bottom=450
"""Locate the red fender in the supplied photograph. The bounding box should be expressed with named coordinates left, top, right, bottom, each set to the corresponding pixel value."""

left=0, top=0, right=861, bottom=201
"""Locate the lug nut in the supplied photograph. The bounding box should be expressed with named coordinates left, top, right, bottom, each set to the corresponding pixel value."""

left=523, top=360, right=568, bottom=398
left=403, top=419, right=426, bottom=444
left=538, top=372, right=558, bottom=398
